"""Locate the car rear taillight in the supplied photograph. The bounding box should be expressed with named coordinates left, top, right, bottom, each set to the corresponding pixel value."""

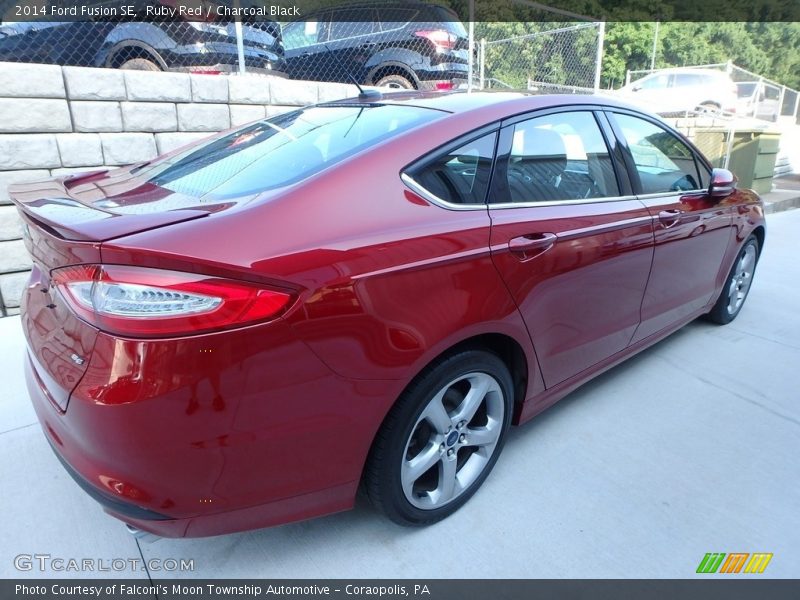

left=52, top=265, right=293, bottom=337
left=414, top=29, right=458, bottom=50
left=435, top=81, right=456, bottom=90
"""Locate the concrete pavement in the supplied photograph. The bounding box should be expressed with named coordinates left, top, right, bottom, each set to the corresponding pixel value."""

left=1, top=209, right=798, bottom=579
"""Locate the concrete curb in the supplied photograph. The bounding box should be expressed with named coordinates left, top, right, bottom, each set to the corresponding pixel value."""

left=765, top=195, right=800, bottom=214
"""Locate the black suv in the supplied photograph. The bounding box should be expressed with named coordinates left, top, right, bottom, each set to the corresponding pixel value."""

left=282, top=1, right=469, bottom=89
left=0, top=8, right=284, bottom=74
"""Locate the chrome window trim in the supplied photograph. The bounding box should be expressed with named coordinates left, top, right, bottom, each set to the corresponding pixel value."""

left=486, top=194, right=641, bottom=209
left=636, top=189, right=707, bottom=200
left=402, top=171, right=643, bottom=211
left=400, top=172, right=486, bottom=211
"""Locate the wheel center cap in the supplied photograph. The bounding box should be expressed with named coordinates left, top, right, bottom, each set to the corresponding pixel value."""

left=446, top=430, right=459, bottom=447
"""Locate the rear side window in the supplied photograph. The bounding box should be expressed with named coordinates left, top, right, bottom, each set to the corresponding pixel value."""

left=141, top=105, right=442, bottom=200
left=406, top=133, right=497, bottom=205
left=674, top=73, right=706, bottom=86
left=613, top=113, right=703, bottom=194
left=328, top=11, right=379, bottom=40
left=499, top=111, right=619, bottom=203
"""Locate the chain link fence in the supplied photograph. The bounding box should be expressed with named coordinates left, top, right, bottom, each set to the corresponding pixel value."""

left=0, top=19, right=284, bottom=74
left=0, top=3, right=469, bottom=89
left=476, top=22, right=604, bottom=93
left=0, top=1, right=604, bottom=93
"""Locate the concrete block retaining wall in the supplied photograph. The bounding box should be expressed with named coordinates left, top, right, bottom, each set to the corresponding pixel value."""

left=0, top=61, right=356, bottom=316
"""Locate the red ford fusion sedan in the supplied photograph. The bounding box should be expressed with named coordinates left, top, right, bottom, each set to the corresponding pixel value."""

left=11, top=91, right=764, bottom=538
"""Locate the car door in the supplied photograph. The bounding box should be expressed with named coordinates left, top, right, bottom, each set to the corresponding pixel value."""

left=487, top=109, right=654, bottom=388
left=282, top=12, right=331, bottom=80
left=605, top=111, right=733, bottom=342
left=322, top=9, right=381, bottom=83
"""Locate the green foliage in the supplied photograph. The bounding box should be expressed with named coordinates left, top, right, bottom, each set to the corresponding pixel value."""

left=601, top=22, right=799, bottom=90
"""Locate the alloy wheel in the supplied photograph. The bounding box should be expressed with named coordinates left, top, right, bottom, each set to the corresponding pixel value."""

left=727, top=243, right=757, bottom=315
left=401, top=372, right=505, bottom=510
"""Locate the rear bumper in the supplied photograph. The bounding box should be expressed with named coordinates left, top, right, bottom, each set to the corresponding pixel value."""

left=418, top=77, right=467, bottom=91
left=24, top=317, right=400, bottom=537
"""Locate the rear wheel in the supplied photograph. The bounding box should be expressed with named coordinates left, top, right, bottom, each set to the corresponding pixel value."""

left=706, top=235, right=759, bottom=324
left=365, top=350, right=513, bottom=526
left=698, top=101, right=722, bottom=116
left=118, top=57, right=161, bottom=71
left=374, top=73, right=415, bottom=90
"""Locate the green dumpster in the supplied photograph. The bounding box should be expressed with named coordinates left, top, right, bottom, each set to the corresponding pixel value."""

left=694, top=127, right=781, bottom=195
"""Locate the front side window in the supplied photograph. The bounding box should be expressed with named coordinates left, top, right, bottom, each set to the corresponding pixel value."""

left=637, top=74, right=669, bottom=90
left=406, top=133, right=497, bottom=206
left=283, top=17, right=327, bottom=48
left=613, top=113, right=704, bottom=194
left=499, top=111, right=619, bottom=203
left=133, top=105, right=442, bottom=201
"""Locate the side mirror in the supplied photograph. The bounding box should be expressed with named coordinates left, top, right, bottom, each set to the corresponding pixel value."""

left=708, top=168, right=737, bottom=199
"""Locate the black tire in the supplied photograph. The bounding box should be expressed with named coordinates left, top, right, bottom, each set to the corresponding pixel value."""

left=373, top=73, right=415, bottom=90
left=365, top=349, right=514, bottom=526
left=118, top=57, right=161, bottom=72
left=698, top=102, right=722, bottom=116
left=706, top=235, right=760, bottom=325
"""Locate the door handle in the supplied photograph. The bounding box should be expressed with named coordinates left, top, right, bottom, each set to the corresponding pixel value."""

left=658, top=209, right=701, bottom=227
left=658, top=209, right=682, bottom=227
left=508, top=232, right=556, bottom=260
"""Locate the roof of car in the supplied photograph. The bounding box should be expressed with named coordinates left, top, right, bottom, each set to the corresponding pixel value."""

left=323, top=90, right=642, bottom=117
left=642, top=68, right=731, bottom=77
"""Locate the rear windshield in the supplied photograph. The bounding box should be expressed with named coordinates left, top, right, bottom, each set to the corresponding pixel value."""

left=140, top=104, right=442, bottom=200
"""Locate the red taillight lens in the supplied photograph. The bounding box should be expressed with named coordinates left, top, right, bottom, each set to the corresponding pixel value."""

left=435, top=81, right=456, bottom=90
left=52, top=265, right=293, bottom=337
left=414, top=29, right=458, bottom=50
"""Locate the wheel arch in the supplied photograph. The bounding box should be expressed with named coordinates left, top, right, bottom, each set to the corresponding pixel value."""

left=105, top=40, right=167, bottom=70
left=751, top=224, right=766, bottom=257
left=367, top=62, right=420, bottom=89
left=358, top=330, right=531, bottom=487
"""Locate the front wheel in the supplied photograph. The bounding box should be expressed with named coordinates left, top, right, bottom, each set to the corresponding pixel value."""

left=706, top=235, right=760, bottom=324
left=364, top=350, right=513, bottom=526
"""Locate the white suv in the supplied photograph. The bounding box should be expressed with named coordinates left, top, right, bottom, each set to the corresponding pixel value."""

left=616, top=68, right=738, bottom=115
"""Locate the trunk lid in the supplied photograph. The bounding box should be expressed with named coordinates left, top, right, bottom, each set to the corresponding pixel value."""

left=9, top=165, right=236, bottom=412
left=9, top=167, right=216, bottom=242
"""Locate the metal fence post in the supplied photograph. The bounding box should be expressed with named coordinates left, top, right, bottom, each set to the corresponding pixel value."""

left=650, top=21, right=659, bottom=70
left=479, top=38, right=486, bottom=90
left=753, top=77, right=763, bottom=120
left=593, top=21, right=605, bottom=92
left=723, top=118, right=736, bottom=171
left=467, top=0, right=475, bottom=91
left=625, top=69, right=631, bottom=86
left=793, top=92, right=800, bottom=123
left=778, top=85, right=786, bottom=117
left=233, top=0, right=246, bottom=74
left=234, top=20, right=246, bottom=74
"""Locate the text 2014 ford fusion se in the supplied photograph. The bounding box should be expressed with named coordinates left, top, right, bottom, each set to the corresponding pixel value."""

left=11, top=91, right=764, bottom=538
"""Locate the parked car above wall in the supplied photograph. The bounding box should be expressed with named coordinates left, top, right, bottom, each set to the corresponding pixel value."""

left=0, top=6, right=285, bottom=74
left=736, top=81, right=781, bottom=122
left=615, top=68, right=738, bottom=115
left=282, top=1, right=469, bottom=89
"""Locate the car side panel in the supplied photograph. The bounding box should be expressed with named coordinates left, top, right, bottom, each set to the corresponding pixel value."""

left=489, top=201, right=654, bottom=388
